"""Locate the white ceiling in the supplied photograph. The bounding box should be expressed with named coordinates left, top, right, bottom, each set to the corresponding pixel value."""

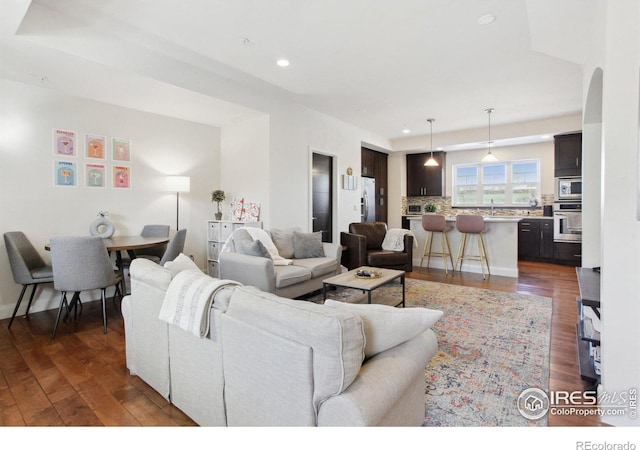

left=0, top=0, right=592, bottom=142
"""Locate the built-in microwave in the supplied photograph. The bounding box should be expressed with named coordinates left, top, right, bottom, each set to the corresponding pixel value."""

left=555, top=177, right=582, bottom=201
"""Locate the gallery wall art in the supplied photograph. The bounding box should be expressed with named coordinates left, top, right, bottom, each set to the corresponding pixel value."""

left=52, top=128, right=132, bottom=189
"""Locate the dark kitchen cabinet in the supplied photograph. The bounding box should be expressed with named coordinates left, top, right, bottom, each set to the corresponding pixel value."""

left=554, top=241, right=582, bottom=266
left=361, top=147, right=388, bottom=223
left=406, top=152, right=445, bottom=196
left=540, top=220, right=554, bottom=259
left=361, top=148, right=376, bottom=177
left=554, top=132, right=582, bottom=177
left=518, top=219, right=554, bottom=261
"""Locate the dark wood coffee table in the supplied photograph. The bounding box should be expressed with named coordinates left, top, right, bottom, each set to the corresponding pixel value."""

left=322, top=266, right=405, bottom=307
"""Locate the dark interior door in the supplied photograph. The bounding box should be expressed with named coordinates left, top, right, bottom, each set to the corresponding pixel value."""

left=312, top=153, right=333, bottom=242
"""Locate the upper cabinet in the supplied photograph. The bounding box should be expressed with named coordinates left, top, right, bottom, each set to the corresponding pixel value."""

left=361, top=147, right=388, bottom=223
left=554, top=132, right=582, bottom=177
left=361, top=148, right=376, bottom=177
left=406, top=152, right=446, bottom=196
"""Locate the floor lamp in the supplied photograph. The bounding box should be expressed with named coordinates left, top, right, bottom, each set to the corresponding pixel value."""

left=165, top=176, right=190, bottom=230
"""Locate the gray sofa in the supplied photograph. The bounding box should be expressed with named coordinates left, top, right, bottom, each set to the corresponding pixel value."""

left=219, top=227, right=342, bottom=298
left=121, top=258, right=440, bottom=426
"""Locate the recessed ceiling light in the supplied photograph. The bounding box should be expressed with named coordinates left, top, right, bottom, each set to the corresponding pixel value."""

left=478, top=14, right=496, bottom=25
left=402, top=127, right=410, bottom=134
left=276, top=59, right=290, bottom=67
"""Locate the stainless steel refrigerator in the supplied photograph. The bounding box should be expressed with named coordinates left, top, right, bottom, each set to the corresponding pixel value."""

left=361, top=177, right=376, bottom=222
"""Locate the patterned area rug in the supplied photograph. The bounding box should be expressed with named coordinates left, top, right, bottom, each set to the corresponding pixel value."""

left=307, top=278, right=552, bottom=426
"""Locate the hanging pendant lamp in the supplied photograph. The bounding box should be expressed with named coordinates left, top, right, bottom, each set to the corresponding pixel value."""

left=424, top=118, right=439, bottom=166
left=482, top=108, right=498, bottom=162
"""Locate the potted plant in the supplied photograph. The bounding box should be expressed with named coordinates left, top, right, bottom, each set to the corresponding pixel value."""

left=211, top=190, right=225, bottom=220
left=424, top=202, right=437, bottom=213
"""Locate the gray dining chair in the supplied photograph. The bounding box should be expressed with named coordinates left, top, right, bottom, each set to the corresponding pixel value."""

left=49, top=236, right=123, bottom=338
left=159, top=228, right=187, bottom=266
left=132, top=224, right=170, bottom=260
left=4, top=231, right=54, bottom=328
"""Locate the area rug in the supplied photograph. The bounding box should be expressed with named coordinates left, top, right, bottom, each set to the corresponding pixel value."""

left=306, top=278, right=552, bottom=426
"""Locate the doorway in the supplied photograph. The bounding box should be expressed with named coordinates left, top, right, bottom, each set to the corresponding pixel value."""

left=312, top=152, right=333, bottom=242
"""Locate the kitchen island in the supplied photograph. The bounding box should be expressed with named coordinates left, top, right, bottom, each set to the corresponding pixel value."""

left=407, top=215, right=521, bottom=277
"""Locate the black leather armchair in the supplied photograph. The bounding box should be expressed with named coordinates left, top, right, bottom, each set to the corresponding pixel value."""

left=340, top=222, right=413, bottom=272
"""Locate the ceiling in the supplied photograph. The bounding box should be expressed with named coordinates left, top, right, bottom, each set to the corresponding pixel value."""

left=0, top=0, right=593, bottom=143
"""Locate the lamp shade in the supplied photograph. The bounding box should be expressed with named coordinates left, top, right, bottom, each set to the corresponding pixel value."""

left=165, top=176, right=190, bottom=192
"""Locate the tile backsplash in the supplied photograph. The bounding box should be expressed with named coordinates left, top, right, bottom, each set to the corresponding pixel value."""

left=403, top=194, right=554, bottom=217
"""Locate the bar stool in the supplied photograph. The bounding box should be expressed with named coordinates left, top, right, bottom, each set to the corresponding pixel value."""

left=420, top=214, right=455, bottom=274
left=455, top=215, right=490, bottom=279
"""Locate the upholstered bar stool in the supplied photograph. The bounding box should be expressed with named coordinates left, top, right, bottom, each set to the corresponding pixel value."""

left=455, top=215, right=490, bottom=279
left=420, top=214, right=455, bottom=274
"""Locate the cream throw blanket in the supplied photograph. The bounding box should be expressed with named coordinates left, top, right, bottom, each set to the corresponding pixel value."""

left=159, top=269, right=241, bottom=337
left=239, top=227, right=293, bottom=266
left=381, top=228, right=417, bottom=251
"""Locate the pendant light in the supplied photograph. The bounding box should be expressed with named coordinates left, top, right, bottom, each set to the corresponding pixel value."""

left=424, top=118, right=439, bottom=166
left=482, top=108, right=498, bottom=162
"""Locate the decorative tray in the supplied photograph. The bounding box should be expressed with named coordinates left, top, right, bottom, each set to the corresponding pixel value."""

left=354, top=269, right=382, bottom=279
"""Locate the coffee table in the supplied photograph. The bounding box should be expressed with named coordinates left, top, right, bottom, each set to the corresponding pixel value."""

left=322, top=266, right=405, bottom=307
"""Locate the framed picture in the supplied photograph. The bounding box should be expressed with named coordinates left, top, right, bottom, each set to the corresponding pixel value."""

left=112, top=138, right=131, bottom=161
left=53, top=129, right=77, bottom=157
left=113, top=165, right=130, bottom=189
left=53, top=160, right=78, bottom=187
left=85, top=163, right=106, bottom=188
left=85, top=134, right=106, bottom=159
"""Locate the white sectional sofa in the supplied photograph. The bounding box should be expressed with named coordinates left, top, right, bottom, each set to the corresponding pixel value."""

left=121, top=257, right=440, bottom=426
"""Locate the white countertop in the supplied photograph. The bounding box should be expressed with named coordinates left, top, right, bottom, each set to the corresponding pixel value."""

left=406, top=215, right=522, bottom=223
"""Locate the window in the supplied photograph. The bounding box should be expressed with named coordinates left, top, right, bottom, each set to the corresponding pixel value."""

left=452, top=159, right=540, bottom=206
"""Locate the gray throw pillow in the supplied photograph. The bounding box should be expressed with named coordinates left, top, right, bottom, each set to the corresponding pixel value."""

left=239, top=239, right=272, bottom=259
left=270, top=227, right=300, bottom=258
left=293, top=231, right=325, bottom=259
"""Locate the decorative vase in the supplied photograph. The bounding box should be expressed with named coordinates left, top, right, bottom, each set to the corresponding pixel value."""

left=215, top=212, right=222, bottom=220
left=90, top=216, right=115, bottom=238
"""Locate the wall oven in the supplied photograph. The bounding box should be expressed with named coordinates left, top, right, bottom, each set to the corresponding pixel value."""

left=554, top=202, right=582, bottom=242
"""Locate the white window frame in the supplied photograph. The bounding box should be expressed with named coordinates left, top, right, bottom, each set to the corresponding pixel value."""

left=452, top=159, right=540, bottom=207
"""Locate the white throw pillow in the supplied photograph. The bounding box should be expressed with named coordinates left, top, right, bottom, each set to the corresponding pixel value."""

left=324, top=300, right=443, bottom=358
left=164, top=253, right=200, bottom=276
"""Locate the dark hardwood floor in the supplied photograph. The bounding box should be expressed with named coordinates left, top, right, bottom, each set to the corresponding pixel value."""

left=0, top=297, right=196, bottom=426
left=0, top=261, right=603, bottom=427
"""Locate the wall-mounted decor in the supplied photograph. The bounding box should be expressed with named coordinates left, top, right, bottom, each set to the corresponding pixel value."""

left=112, top=138, right=131, bottom=161
left=85, top=134, right=106, bottom=159
left=342, top=174, right=358, bottom=190
left=113, top=165, right=130, bottom=188
left=53, top=129, right=76, bottom=157
left=53, top=160, right=77, bottom=187
left=85, top=163, right=106, bottom=188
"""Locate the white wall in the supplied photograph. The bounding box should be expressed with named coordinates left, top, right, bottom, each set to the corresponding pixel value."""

left=0, top=78, right=220, bottom=318
left=268, top=104, right=390, bottom=234
left=220, top=114, right=271, bottom=223
left=218, top=97, right=391, bottom=234
left=582, top=0, right=640, bottom=427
